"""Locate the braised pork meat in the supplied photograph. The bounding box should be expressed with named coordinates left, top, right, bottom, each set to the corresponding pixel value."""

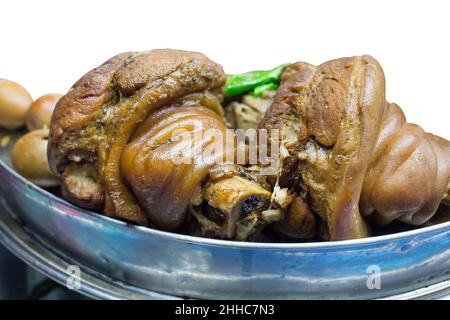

left=48, top=49, right=269, bottom=235
left=260, top=56, right=450, bottom=240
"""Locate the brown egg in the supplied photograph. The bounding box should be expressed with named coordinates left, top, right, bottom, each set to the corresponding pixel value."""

left=11, top=129, right=59, bottom=187
left=25, top=93, right=62, bottom=131
left=0, top=79, right=33, bottom=130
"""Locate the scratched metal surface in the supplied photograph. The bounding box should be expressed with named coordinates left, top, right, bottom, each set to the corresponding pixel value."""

left=0, top=129, right=449, bottom=299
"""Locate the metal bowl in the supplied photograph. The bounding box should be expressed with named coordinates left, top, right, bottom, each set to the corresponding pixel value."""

left=0, top=129, right=449, bottom=299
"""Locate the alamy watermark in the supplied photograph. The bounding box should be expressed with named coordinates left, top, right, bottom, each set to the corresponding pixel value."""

left=66, top=265, right=81, bottom=290
left=366, top=265, right=381, bottom=290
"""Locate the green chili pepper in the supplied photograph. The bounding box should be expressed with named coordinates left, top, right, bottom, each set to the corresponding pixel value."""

left=250, top=82, right=279, bottom=97
left=225, top=63, right=289, bottom=97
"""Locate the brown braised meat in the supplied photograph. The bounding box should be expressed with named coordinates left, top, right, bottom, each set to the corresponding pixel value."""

left=260, top=55, right=450, bottom=241
left=48, top=50, right=449, bottom=242
left=48, top=49, right=270, bottom=236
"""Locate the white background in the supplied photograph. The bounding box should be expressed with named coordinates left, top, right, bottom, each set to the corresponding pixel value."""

left=1, top=0, right=449, bottom=138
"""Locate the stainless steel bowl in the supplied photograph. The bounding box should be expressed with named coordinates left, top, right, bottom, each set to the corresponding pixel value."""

left=0, top=129, right=449, bottom=299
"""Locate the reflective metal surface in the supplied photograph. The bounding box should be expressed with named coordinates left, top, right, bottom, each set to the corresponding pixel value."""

left=0, top=242, right=86, bottom=300
left=0, top=204, right=177, bottom=299
left=0, top=129, right=449, bottom=299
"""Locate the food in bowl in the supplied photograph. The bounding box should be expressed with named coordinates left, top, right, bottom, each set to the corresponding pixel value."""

left=5, top=49, right=449, bottom=242
left=11, top=128, right=59, bottom=187
left=0, top=79, right=33, bottom=130
left=25, top=93, right=62, bottom=131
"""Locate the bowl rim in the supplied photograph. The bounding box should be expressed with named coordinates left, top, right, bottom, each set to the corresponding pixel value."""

left=2, top=158, right=449, bottom=250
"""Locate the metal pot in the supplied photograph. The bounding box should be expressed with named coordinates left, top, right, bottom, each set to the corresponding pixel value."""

left=0, top=130, right=449, bottom=299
